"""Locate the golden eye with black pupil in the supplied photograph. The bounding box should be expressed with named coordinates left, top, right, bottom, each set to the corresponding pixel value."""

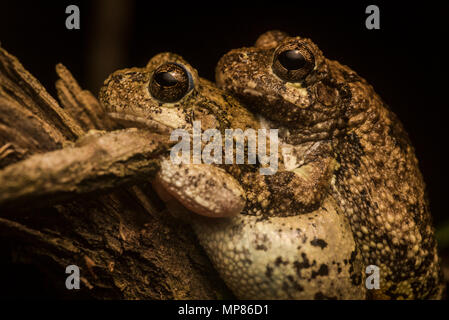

left=278, top=50, right=306, bottom=70
left=272, top=44, right=315, bottom=82
left=149, top=63, right=192, bottom=102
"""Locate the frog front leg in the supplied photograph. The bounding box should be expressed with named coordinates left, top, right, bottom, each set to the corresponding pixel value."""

left=153, top=157, right=246, bottom=218
left=243, top=140, right=336, bottom=216
left=271, top=155, right=335, bottom=212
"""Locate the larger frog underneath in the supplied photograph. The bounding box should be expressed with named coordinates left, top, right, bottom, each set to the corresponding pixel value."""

left=216, top=30, right=444, bottom=299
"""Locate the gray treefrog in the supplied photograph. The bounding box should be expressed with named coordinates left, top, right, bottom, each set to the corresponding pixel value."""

left=215, top=30, right=444, bottom=299
left=99, top=52, right=367, bottom=299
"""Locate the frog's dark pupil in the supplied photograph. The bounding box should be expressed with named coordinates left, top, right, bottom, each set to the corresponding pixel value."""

left=278, top=50, right=306, bottom=70
left=154, top=72, right=178, bottom=87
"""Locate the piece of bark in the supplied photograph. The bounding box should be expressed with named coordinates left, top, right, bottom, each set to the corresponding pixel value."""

left=0, top=129, right=171, bottom=209
left=0, top=45, right=233, bottom=299
left=0, top=47, right=84, bottom=142
left=56, top=63, right=113, bottom=131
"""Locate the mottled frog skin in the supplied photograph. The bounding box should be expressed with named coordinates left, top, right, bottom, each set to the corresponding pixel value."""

left=216, top=30, right=444, bottom=299
left=99, top=53, right=367, bottom=299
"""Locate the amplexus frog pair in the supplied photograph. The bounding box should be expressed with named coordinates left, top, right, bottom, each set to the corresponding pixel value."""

left=99, top=31, right=444, bottom=299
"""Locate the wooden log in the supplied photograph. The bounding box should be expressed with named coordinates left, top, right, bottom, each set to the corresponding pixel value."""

left=0, top=45, right=232, bottom=299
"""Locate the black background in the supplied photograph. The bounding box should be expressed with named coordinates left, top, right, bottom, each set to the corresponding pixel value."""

left=0, top=0, right=446, bottom=228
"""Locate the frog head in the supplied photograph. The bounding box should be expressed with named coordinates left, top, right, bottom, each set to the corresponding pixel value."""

left=100, top=52, right=260, bottom=137
left=99, top=53, right=203, bottom=135
left=216, top=30, right=348, bottom=133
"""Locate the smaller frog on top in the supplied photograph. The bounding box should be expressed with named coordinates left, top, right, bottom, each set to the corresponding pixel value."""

left=100, top=52, right=263, bottom=219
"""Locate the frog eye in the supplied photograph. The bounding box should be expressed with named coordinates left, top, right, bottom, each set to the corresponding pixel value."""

left=149, top=63, right=193, bottom=102
left=272, top=45, right=315, bottom=82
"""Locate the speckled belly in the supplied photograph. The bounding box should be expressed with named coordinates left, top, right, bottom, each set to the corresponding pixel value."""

left=192, top=197, right=367, bottom=299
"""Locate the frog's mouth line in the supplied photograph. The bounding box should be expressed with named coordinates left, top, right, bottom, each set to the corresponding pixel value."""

left=108, top=112, right=174, bottom=135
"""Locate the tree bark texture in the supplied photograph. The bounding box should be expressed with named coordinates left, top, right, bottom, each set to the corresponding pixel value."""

left=0, top=46, right=232, bottom=299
